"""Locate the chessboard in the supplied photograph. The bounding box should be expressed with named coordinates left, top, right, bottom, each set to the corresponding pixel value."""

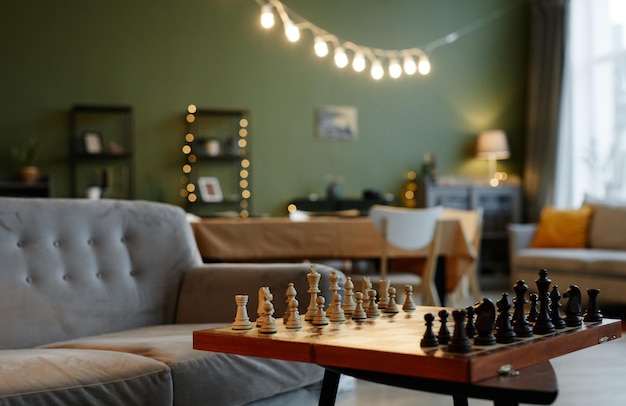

left=193, top=267, right=623, bottom=384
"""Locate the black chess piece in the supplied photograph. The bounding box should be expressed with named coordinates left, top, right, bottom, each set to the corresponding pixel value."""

left=550, top=285, right=566, bottom=329
left=465, top=305, right=477, bottom=338
left=448, top=309, right=473, bottom=353
left=512, top=280, right=533, bottom=337
left=528, top=293, right=539, bottom=323
left=583, top=288, right=603, bottom=323
left=421, top=312, right=439, bottom=347
left=563, top=285, right=583, bottom=327
left=474, top=298, right=496, bottom=346
left=533, top=269, right=555, bottom=335
left=437, top=309, right=451, bottom=345
left=495, top=293, right=517, bottom=344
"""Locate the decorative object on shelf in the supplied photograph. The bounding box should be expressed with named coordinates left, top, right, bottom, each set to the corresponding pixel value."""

left=181, top=105, right=251, bottom=217
left=421, top=153, right=437, bottom=183
left=316, top=106, right=358, bottom=140
left=69, top=105, right=134, bottom=199
left=254, top=0, right=523, bottom=81
left=400, top=171, right=418, bottom=208
left=83, top=131, right=104, bottom=154
left=198, top=177, right=223, bottom=202
left=11, top=138, right=40, bottom=184
left=476, top=129, right=510, bottom=187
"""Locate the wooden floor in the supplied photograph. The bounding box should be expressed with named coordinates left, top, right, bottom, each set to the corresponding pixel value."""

left=335, top=276, right=626, bottom=406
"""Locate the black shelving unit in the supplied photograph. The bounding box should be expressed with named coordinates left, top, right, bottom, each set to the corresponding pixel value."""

left=69, top=105, right=133, bottom=199
left=180, top=106, right=251, bottom=217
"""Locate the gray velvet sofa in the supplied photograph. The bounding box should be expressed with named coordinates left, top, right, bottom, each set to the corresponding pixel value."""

left=508, top=199, right=626, bottom=305
left=0, top=198, right=345, bottom=405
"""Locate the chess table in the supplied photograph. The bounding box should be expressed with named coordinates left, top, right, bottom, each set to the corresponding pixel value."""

left=193, top=308, right=622, bottom=406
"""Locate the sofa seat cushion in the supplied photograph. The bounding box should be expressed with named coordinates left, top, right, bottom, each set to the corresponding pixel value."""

left=0, top=348, right=172, bottom=406
left=514, top=248, right=626, bottom=277
left=41, top=324, right=326, bottom=406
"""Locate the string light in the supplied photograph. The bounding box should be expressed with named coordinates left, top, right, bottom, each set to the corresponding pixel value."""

left=254, top=0, right=523, bottom=81
left=255, top=0, right=431, bottom=80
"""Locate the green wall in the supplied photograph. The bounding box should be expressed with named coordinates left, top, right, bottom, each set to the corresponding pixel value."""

left=0, top=0, right=529, bottom=216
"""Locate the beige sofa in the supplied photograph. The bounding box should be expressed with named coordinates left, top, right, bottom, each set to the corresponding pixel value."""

left=0, top=198, right=345, bottom=405
left=508, top=198, right=626, bottom=305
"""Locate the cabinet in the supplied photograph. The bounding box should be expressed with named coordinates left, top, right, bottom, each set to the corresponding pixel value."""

left=180, top=106, right=251, bottom=218
left=416, top=179, right=521, bottom=274
left=69, top=105, right=133, bottom=199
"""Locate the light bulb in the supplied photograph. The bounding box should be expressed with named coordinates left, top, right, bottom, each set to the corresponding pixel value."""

left=389, top=58, right=402, bottom=79
left=260, top=5, right=275, bottom=29
left=284, top=20, right=300, bottom=42
left=371, top=59, right=384, bottom=80
left=334, top=46, right=348, bottom=68
left=352, top=51, right=366, bottom=72
left=403, top=56, right=417, bottom=75
left=418, top=57, right=431, bottom=75
left=314, top=37, right=329, bottom=57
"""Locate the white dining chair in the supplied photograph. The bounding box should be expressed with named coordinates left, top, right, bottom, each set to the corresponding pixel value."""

left=369, top=205, right=444, bottom=306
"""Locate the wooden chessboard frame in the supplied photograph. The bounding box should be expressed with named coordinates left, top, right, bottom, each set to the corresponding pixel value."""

left=193, top=307, right=622, bottom=384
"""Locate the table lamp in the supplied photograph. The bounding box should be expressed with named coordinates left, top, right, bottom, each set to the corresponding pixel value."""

left=476, top=129, right=510, bottom=186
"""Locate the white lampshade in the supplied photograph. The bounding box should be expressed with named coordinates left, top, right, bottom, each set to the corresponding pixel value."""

left=476, top=130, right=510, bottom=159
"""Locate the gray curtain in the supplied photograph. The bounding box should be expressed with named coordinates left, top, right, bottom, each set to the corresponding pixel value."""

left=523, top=0, right=569, bottom=222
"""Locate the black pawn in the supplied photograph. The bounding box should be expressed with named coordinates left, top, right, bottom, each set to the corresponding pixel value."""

left=528, top=293, right=539, bottom=323
left=421, top=313, right=439, bottom=347
left=583, top=288, right=603, bottom=323
left=437, top=309, right=451, bottom=345
left=550, top=285, right=566, bottom=329
left=563, top=285, right=583, bottom=327
left=448, top=309, right=473, bottom=353
left=495, top=293, right=517, bottom=344
left=474, top=298, right=496, bottom=346
left=533, top=269, right=555, bottom=335
left=512, top=280, right=533, bottom=337
left=465, top=306, right=477, bottom=338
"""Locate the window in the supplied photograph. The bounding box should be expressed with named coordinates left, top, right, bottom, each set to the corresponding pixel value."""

left=556, top=0, right=626, bottom=206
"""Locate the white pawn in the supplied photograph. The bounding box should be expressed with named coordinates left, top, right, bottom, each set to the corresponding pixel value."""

left=403, top=285, right=416, bottom=313
left=284, top=283, right=297, bottom=324
left=257, top=286, right=272, bottom=327
left=232, top=294, right=252, bottom=330
left=312, top=296, right=329, bottom=326
left=366, top=289, right=380, bottom=318
left=285, top=298, right=302, bottom=330
left=342, top=277, right=356, bottom=316
left=330, top=293, right=346, bottom=323
left=384, top=287, right=400, bottom=314
left=351, top=292, right=367, bottom=321
left=259, top=302, right=277, bottom=334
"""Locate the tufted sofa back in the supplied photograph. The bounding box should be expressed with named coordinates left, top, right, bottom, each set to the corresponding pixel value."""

left=0, top=198, right=202, bottom=349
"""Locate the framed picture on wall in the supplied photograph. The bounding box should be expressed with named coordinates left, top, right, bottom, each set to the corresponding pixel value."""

left=315, top=105, right=358, bottom=140
left=198, top=177, right=223, bottom=202
left=83, top=131, right=104, bottom=154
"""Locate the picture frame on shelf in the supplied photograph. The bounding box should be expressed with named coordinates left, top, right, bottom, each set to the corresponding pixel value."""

left=198, top=176, right=223, bottom=202
left=83, top=131, right=104, bottom=154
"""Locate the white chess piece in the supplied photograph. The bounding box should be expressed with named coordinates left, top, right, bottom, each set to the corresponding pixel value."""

left=312, top=296, right=329, bottom=326
left=232, top=294, right=253, bottom=330
left=342, top=277, right=356, bottom=315
left=403, top=285, right=416, bottom=313
left=351, top=292, right=367, bottom=321
left=284, top=283, right=297, bottom=323
left=285, top=298, right=302, bottom=330
left=384, top=287, right=400, bottom=314
left=260, top=301, right=277, bottom=334
left=366, top=289, right=380, bottom=318
left=330, top=293, right=346, bottom=323
left=305, top=266, right=321, bottom=322
left=378, top=279, right=390, bottom=309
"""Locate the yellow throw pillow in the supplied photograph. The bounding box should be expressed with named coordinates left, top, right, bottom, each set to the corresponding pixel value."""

left=530, top=205, right=593, bottom=248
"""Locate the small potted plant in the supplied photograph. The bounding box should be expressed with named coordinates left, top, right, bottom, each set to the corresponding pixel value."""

left=11, top=138, right=40, bottom=184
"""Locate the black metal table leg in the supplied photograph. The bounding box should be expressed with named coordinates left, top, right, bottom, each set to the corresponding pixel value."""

left=318, top=369, right=341, bottom=406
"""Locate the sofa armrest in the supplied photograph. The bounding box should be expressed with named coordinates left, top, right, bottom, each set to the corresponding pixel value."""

left=508, top=223, right=537, bottom=257
left=175, top=263, right=345, bottom=324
